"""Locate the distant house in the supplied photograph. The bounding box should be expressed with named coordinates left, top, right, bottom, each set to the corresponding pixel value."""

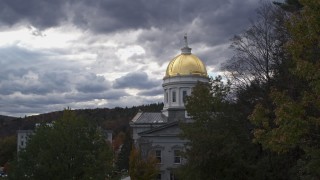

left=17, top=123, right=53, bottom=152
left=17, top=130, right=33, bottom=152
left=103, top=129, right=113, bottom=144
left=130, top=36, right=209, bottom=180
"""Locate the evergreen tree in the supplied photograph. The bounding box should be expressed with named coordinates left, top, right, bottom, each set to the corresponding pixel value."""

left=9, top=110, right=113, bottom=180
left=178, top=77, right=255, bottom=180
left=115, top=131, right=132, bottom=171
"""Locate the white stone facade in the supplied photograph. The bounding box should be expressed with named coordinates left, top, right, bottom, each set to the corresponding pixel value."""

left=17, top=130, right=33, bottom=152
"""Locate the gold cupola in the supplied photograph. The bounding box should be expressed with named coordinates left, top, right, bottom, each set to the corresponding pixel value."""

left=165, top=35, right=207, bottom=78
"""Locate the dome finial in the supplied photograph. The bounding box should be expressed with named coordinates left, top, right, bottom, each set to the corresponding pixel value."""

left=181, top=33, right=192, bottom=54
left=184, top=33, right=188, bottom=47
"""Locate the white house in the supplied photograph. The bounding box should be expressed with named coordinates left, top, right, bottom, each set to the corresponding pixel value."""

left=17, top=130, right=34, bottom=152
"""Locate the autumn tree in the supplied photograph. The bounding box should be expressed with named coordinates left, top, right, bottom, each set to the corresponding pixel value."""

left=0, top=135, right=16, bottom=167
left=129, top=146, right=159, bottom=180
left=250, top=0, right=320, bottom=178
left=9, top=110, right=113, bottom=180
left=222, top=3, right=294, bottom=142
left=223, top=2, right=290, bottom=89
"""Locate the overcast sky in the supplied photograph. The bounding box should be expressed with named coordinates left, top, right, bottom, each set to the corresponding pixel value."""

left=0, top=0, right=267, bottom=117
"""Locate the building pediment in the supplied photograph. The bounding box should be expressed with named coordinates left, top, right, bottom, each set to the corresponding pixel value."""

left=138, top=121, right=182, bottom=137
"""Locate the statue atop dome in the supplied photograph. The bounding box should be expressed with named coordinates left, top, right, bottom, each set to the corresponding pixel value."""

left=184, top=33, right=189, bottom=47
left=181, top=34, right=192, bottom=54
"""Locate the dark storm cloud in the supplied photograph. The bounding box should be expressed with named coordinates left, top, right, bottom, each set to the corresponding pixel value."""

left=3, top=94, right=67, bottom=106
left=0, top=0, right=67, bottom=29
left=187, top=1, right=260, bottom=46
left=64, top=90, right=128, bottom=103
left=0, top=44, right=125, bottom=116
left=80, top=0, right=226, bottom=33
left=0, top=0, right=259, bottom=35
left=0, top=89, right=128, bottom=117
left=0, top=67, right=114, bottom=96
left=0, top=46, right=68, bottom=95
left=0, top=0, right=259, bottom=67
left=0, top=68, right=79, bottom=95
left=104, top=90, right=129, bottom=100
left=138, top=87, right=163, bottom=96
left=75, top=74, right=111, bottom=93
left=113, top=72, right=160, bottom=89
left=0, top=67, right=70, bottom=96
left=195, top=44, right=232, bottom=67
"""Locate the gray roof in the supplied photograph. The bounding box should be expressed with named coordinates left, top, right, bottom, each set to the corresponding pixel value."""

left=131, top=112, right=167, bottom=124
left=138, top=121, right=179, bottom=136
left=17, top=130, right=34, bottom=134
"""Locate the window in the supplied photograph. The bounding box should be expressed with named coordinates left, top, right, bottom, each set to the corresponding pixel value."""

left=166, top=92, right=168, bottom=103
left=156, top=174, right=162, bottom=180
left=182, top=90, right=187, bottom=103
left=155, top=150, right=162, bottom=163
left=20, top=141, right=24, bottom=146
left=141, top=149, right=147, bottom=158
left=174, top=150, right=181, bottom=164
left=172, top=91, right=176, bottom=102
left=170, top=172, right=178, bottom=180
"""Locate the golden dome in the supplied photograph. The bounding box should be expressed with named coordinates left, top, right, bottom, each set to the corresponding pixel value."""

left=165, top=37, right=207, bottom=79
left=165, top=35, right=207, bottom=78
left=165, top=53, right=207, bottom=77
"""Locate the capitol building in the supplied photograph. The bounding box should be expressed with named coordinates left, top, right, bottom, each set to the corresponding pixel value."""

left=130, top=36, right=209, bottom=180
